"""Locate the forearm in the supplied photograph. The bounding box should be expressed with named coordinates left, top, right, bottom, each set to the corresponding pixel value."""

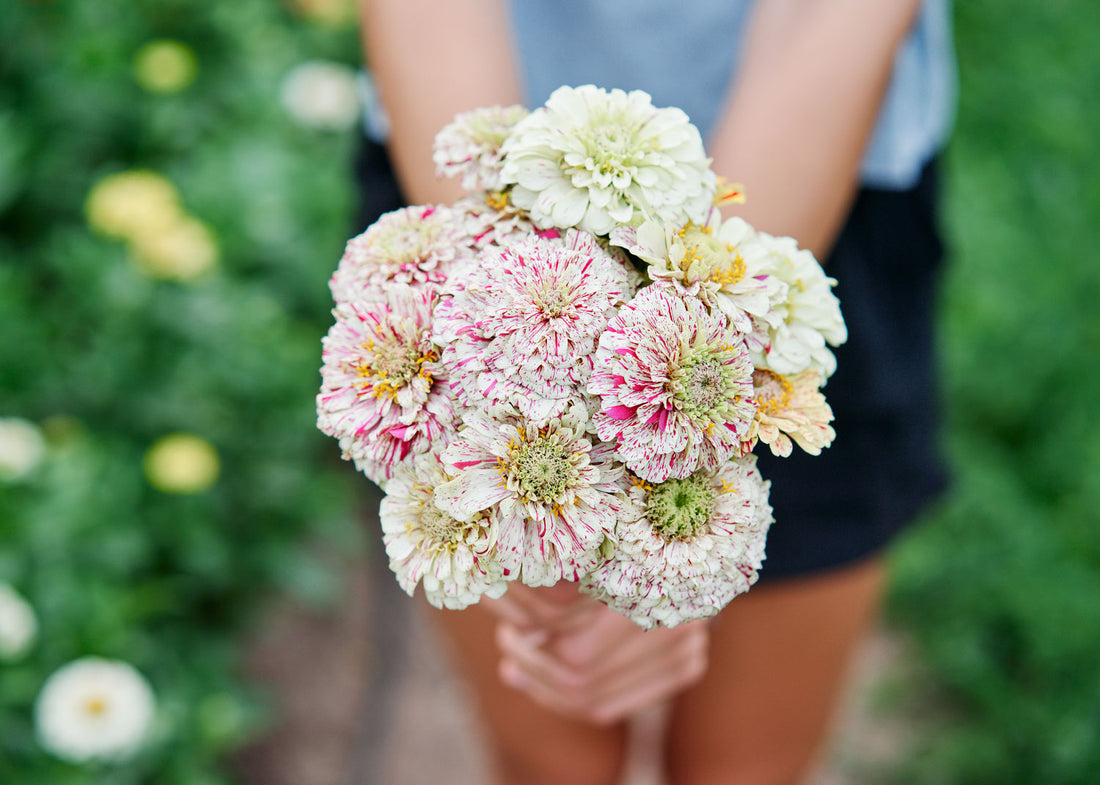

left=359, top=0, right=523, bottom=204
left=710, top=0, right=923, bottom=257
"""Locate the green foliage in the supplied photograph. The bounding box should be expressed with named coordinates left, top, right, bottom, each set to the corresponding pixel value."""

left=887, top=1, right=1100, bottom=782
left=1, top=0, right=364, bottom=780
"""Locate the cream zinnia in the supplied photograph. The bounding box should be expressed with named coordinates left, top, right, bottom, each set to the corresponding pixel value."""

left=380, top=452, right=508, bottom=609
left=743, top=231, right=847, bottom=378
left=581, top=457, right=773, bottom=628
left=500, top=85, right=716, bottom=236
left=317, top=286, right=455, bottom=483
left=589, top=287, right=757, bottom=482
left=612, top=212, right=784, bottom=337
left=434, top=403, right=629, bottom=587
left=749, top=369, right=836, bottom=457
left=35, top=658, right=156, bottom=763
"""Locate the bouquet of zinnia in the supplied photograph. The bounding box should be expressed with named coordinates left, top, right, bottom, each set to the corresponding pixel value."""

left=317, top=85, right=846, bottom=628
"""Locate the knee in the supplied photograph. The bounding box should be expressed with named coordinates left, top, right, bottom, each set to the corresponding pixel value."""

left=664, top=751, right=811, bottom=785
left=494, top=742, right=626, bottom=785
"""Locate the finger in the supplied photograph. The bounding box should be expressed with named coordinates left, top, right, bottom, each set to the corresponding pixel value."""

left=497, top=656, right=605, bottom=723
left=497, top=623, right=584, bottom=693
left=502, top=627, right=708, bottom=725
left=588, top=639, right=709, bottom=724
left=481, top=592, right=540, bottom=628
left=498, top=620, right=703, bottom=713
left=492, top=582, right=596, bottom=630
left=590, top=624, right=709, bottom=704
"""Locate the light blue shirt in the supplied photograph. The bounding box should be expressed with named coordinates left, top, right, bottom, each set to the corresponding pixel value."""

left=509, top=0, right=956, bottom=190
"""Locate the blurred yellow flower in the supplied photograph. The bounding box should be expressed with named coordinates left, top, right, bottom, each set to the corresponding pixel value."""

left=85, top=170, right=182, bottom=240
left=288, top=0, right=357, bottom=27
left=129, top=216, right=219, bottom=281
left=144, top=433, right=220, bottom=494
left=133, top=40, right=198, bottom=94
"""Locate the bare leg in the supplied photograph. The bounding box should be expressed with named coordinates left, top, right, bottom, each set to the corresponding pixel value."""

left=429, top=601, right=629, bottom=785
left=664, top=557, right=886, bottom=785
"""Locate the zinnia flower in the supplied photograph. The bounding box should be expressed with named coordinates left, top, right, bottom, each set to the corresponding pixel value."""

left=434, top=402, right=630, bottom=587
left=434, top=105, right=530, bottom=192
left=588, top=286, right=757, bottom=482
left=133, top=40, right=198, bottom=94
left=749, top=369, right=836, bottom=457
left=84, top=170, right=182, bottom=240
left=500, top=85, right=716, bottom=235
left=743, top=231, right=847, bottom=378
left=380, top=452, right=509, bottom=609
left=280, top=60, right=361, bottom=131
left=35, top=658, right=156, bottom=763
left=0, top=417, right=46, bottom=482
left=0, top=583, right=37, bottom=660
left=581, top=457, right=773, bottom=628
left=439, top=230, right=633, bottom=421
left=612, top=212, right=783, bottom=336
left=317, top=286, right=456, bottom=483
left=143, top=433, right=220, bottom=494
left=329, top=204, right=477, bottom=302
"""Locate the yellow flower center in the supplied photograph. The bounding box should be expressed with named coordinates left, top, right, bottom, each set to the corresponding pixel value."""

left=356, top=334, right=437, bottom=399
left=83, top=695, right=108, bottom=717
left=753, top=369, right=794, bottom=415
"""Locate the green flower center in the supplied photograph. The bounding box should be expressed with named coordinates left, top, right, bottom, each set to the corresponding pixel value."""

left=685, top=361, right=725, bottom=410
left=669, top=350, right=740, bottom=423
left=514, top=437, right=575, bottom=501
left=646, top=474, right=716, bottom=541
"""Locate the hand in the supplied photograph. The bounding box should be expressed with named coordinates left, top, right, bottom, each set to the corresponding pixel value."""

left=492, top=586, right=710, bottom=725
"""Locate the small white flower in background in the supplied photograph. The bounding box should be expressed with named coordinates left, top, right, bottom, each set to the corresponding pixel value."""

left=35, top=658, right=156, bottom=764
left=0, top=583, right=38, bottom=661
left=501, top=85, right=716, bottom=236
left=434, top=105, right=529, bottom=192
left=0, top=417, right=46, bottom=482
left=280, top=60, right=360, bottom=131
left=143, top=433, right=220, bottom=494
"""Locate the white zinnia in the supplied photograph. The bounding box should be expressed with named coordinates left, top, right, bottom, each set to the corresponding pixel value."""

left=743, top=231, right=847, bottom=378
left=0, top=417, right=46, bottom=482
left=611, top=213, right=785, bottom=338
left=0, top=583, right=37, bottom=660
left=35, top=658, right=157, bottom=763
left=280, top=60, right=361, bottom=131
left=500, top=85, right=716, bottom=236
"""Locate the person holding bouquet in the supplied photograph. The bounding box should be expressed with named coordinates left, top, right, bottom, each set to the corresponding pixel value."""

left=349, top=1, right=953, bottom=782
